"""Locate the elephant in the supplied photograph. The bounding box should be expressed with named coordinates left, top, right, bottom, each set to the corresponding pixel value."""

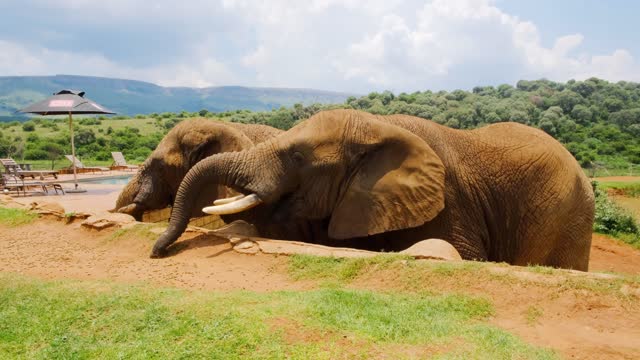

left=151, top=109, right=595, bottom=271
left=114, top=118, right=282, bottom=220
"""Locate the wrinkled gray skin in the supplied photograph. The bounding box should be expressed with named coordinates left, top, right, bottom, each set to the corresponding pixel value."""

left=114, top=118, right=282, bottom=220
left=152, top=110, right=594, bottom=271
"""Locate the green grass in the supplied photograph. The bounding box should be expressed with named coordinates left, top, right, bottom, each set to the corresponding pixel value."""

left=0, top=274, right=557, bottom=359
left=288, top=254, right=640, bottom=297
left=288, top=254, right=412, bottom=282
left=23, top=159, right=116, bottom=171
left=0, top=207, right=37, bottom=227
left=108, top=223, right=159, bottom=243
left=598, top=181, right=640, bottom=198
left=1, top=117, right=161, bottom=139
left=524, top=306, right=544, bottom=326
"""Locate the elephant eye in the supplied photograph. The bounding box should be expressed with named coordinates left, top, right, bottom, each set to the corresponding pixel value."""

left=291, top=151, right=305, bottom=165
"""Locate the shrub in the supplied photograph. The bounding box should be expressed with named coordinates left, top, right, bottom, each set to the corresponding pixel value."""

left=592, top=181, right=640, bottom=247
left=22, top=121, right=35, bottom=132
left=78, top=118, right=102, bottom=126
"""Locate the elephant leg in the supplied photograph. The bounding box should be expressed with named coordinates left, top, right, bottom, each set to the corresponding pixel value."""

left=544, top=215, right=592, bottom=271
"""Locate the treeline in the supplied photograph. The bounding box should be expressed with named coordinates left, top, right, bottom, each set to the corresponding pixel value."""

left=0, top=117, right=168, bottom=164
left=228, top=78, right=640, bottom=168
left=1, top=77, right=640, bottom=169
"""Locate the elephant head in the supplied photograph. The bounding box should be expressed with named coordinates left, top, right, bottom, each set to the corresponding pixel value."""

left=114, top=118, right=255, bottom=220
left=151, top=109, right=446, bottom=257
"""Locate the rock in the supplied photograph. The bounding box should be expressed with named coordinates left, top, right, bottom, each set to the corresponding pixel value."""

left=399, top=239, right=462, bottom=261
left=255, top=239, right=379, bottom=258
left=81, top=212, right=137, bottom=230
left=0, top=194, right=15, bottom=204
left=621, top=285, right=640, bottom=298
left=29, top=201, right=65, bottom=216
left=0, top=195, right=25, bottom=209
left=226, top=236, right=464, bottom=261
left=212, top=220, right=260, bottom=238
left=233, top=240, right=260, bottom=254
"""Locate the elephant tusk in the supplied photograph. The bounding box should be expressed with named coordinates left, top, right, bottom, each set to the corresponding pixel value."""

left=212, top=194, right=245, bottom=205
left=202, top=194, right=262, bottom=215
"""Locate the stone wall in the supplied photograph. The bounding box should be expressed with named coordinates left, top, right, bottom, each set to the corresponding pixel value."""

left=141, top=207, right=225, bottom=229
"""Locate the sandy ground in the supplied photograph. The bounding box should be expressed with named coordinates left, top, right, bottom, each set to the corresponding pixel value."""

left=0, top=218, right=639, bottom=359
left=3, top=176, right=640, bottom=358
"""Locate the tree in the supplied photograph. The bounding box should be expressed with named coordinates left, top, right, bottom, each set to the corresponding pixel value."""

left=41, top=143, right=64, bottom=169
left=22, top=121, right=35, bottom=132
left=74, top=128, right=96, bottom=146
left=570, top=104, right=593, bottom=125
left=609, top=108, right=640, bottom=128
left=497, top=84, right=514, bottom=98
left=553, top=90, right=583, bottom=113
left=539, top=119, right=556, bottom=135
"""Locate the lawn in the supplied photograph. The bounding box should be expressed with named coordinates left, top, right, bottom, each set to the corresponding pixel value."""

left=598, top=180, right=640, bottom=198
left=0, top=273, right=556, bottom=359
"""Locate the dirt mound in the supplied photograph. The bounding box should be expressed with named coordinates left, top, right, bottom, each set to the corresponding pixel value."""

left=0, top=220, right=306, bottom=291
left=589, top=233, right=640, bottom=274
left=0, top=218, right=639, bottom=358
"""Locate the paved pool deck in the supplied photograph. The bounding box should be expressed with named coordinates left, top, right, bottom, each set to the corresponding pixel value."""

left=11, top=171, right=134, bottom=214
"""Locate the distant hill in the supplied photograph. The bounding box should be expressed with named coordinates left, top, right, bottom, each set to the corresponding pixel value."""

left=0, top=75, right=356, bottom=119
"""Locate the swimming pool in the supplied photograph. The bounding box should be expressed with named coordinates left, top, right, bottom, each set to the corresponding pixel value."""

left=77, top=175, right=133, bottom=185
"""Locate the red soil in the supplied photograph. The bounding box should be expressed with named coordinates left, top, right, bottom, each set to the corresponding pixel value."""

left=0, top=220, right=638, bottom=359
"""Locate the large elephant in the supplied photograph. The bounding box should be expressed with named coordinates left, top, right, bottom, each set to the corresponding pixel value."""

left=114, top=118, right=282, bottom=220
left=151, top=109, right=595, bottom=270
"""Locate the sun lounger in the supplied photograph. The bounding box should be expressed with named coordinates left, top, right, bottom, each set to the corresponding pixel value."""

left=1, top=158, right=59, bottom=180
left=1, top=174, right=64, bottom=196
left=64, top=155, right=110, bottom=174
left=1, top=174, right=25, bottom=196
left=110, top=152, right=138, bottom=171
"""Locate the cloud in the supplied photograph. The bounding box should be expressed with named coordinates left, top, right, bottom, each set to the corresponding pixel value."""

left=1, top=0, right=639, bottom=92
left=0, top=40, right=235, bottom=88
left=331, top=0, right=640, bottom=91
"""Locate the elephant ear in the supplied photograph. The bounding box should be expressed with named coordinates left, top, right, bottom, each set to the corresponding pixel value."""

left=328, top=121, right=446, bottom=239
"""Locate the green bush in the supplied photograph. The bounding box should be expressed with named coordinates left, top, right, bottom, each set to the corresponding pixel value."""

left=592, top=181, right=640, bottom=247
left=22, top=121, right=35, bottom=132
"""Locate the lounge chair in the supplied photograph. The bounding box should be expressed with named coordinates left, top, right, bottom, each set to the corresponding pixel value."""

left=1, top=174, right=64, bottom=196
left=1, top=174, right=25, bottom=196
left=64, top=155, right=110, bottom=174
left=1, top=158, right=59, bottom=180
left=110, top=152, right=138, bottom=171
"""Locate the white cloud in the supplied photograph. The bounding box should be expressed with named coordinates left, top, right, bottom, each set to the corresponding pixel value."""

left=331, top=0, right=640, bottom=90
left=3, top=0, right=640, bottom=92
left=0, top=40, right=235, bottom=88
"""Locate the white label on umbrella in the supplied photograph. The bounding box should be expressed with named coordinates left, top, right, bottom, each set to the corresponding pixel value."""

left=49, top=100, right=74, bottom=107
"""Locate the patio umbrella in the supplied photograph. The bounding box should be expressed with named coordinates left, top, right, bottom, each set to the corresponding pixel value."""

left=19, top=90, right=116, bottom=193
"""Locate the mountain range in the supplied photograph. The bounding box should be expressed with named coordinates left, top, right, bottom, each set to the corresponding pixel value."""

left=0, top=75, right=356, bottom=119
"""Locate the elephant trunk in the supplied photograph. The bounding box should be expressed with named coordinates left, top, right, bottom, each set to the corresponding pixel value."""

left=114, top=168, right=146, bottom=220
left=114, top=160, right=155, bottom=221
left=150, top=147, right=277, bottom=258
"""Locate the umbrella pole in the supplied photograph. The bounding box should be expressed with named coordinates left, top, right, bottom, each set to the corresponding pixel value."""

left=66, top=112, right=86, bottom=193
left=69, top=112, right=78, bottom=188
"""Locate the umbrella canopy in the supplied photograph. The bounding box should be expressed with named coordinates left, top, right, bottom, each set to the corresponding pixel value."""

left=19, top=90, right=116, bottom=193
left=19, top=89, right=115, bottom=116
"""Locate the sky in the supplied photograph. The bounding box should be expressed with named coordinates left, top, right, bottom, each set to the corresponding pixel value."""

left=0, top=0, right=639, bottom=94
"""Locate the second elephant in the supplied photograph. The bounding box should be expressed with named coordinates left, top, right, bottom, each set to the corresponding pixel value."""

left=114, top=118, right=282, bottom=220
